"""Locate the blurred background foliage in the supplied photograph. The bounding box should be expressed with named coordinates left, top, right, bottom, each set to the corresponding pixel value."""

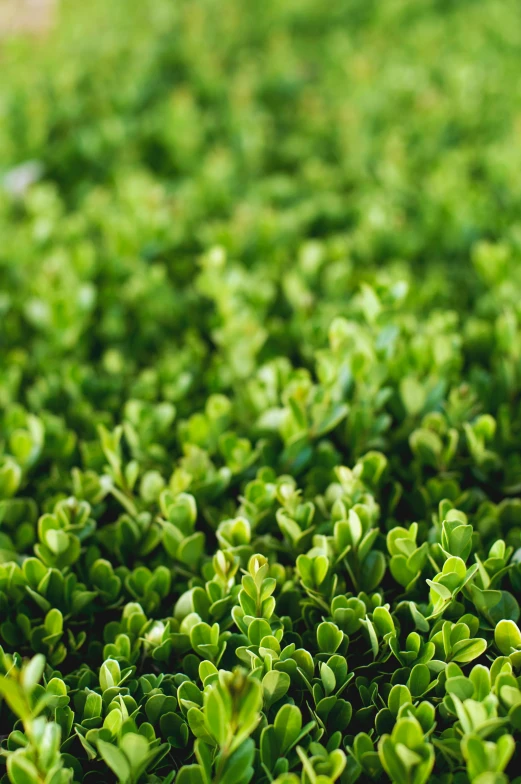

left=1, top=0, right=521, bottom=512
left=1, top=0, right=521, bottom=508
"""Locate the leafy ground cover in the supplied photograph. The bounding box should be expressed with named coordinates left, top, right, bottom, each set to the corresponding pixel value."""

left=2, top=0, right=521, bottom=782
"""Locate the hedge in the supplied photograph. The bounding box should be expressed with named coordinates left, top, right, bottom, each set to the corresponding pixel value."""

left=2, top=0, right=521, bottom=783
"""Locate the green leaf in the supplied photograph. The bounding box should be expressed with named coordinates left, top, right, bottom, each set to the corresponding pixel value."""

left=262, top=670, right=290, bottom=710
left=400, top=377, right=427, bottom=417
left=388, top=685, right=412, bottom=717
left=222, top=738, right=255, bottom=784
left=450, top=638, right=487, bottom=664
left=495, top=620, right=521, bottom=655
left=7, top=753, right=40, bottom=784
left=0, top=677, right=30, bottom=721
left=98, top=741, right=131, bottom=783
left=205, top=686, right=229, bottom=746
left=317, top=622, right=344, bottom=654
left=176, top=765, right=206, bottom=784
left=21, top=654, right=45, bottom=692
left=274, top=704, right=303, bottom=755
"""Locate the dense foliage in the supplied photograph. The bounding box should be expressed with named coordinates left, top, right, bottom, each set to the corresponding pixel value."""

left=2, top=0, right=521, bottom=782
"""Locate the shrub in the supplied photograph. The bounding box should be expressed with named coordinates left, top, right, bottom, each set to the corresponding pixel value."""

left=2, top=0, right=521, bottom=782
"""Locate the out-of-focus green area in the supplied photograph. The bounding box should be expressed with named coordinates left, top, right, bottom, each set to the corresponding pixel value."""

left=1, top=0, right=521, bottom=386
left=2, top=0, right=521, bottom=254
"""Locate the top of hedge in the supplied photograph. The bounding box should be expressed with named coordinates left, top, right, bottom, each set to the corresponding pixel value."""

left=2, top=0, right=521, bottom=783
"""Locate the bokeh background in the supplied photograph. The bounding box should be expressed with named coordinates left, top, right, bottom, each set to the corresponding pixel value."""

left=2, top=0, right=521, bottom=406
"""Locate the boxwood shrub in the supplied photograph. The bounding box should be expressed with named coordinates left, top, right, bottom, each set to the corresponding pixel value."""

left=2, top=0, right=521, bottom=782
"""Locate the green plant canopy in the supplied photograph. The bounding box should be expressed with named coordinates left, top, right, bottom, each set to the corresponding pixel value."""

left=2, top=0, right=521, bottom=782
